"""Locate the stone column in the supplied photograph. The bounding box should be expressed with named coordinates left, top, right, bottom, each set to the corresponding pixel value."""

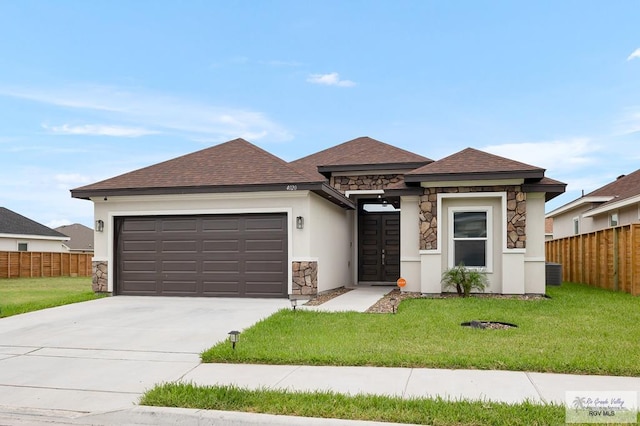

left=291, top=260, right=318, bottom=296
left=92, top=261, right=108, bottom=293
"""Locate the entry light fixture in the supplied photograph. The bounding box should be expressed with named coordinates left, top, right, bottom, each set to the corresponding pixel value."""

left=296, top=216, right=304, bottom=229
left=95, top=220, right=104, bottom=232
left=228, top=330, right=240, bottom=350
left=290, top=298, right=298, bottom=311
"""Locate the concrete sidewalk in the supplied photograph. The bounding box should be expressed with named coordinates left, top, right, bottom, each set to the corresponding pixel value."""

left=183, top=363, right=640, bottom=406
left=302, top=286, right=392, bottom=312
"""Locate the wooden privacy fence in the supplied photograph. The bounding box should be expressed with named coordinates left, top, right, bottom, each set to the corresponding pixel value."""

left=545, top=224, right=640, bottom=296
left=0, top=251, right=93, bottom=279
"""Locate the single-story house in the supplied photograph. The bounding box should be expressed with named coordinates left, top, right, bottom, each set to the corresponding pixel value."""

left=71, top=137, right=566, bottom=297
left=55, top=223, right=95, bottom=253
left=546, top=169, right=640, bottom=239
left=0, top=207, right=70, bottom=252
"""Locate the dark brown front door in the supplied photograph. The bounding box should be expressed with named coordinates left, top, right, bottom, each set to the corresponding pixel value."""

left=114, top=213, right=288, bottom=298
left=358, top=202, right=400, bottom=283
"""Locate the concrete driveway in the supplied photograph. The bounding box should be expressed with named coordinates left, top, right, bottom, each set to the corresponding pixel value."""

left=0, top=296, right=289, bottom=414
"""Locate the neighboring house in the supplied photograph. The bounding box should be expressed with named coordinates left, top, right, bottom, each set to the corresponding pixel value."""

left=54, top=223, right=94, bottom=253
left=0, top=207, right=70, bottom=252
left=545, top=217, right=554, bottom=241
left=71, top=137, right=565, bottom=297
left=546, top=169, right=640, bottom=239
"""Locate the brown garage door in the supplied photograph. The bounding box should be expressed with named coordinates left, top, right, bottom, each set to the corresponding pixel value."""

left=115, top=213, right=288, bottom=297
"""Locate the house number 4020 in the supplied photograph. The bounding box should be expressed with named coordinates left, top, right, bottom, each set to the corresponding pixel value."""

left=286, top=185, right=298, bottom=191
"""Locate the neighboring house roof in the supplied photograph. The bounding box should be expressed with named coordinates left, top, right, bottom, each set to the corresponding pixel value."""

left=71, top=138, right=354, bottom=208
left=291, top=136, right=432, bottom=176
left=547, top=169, right=640, bottom=218
left=0, top=207, right=69, bottom=240
left=54, top=223, right=94, bottom=251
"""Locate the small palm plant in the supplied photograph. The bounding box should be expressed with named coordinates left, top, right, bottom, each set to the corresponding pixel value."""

left=441, top=262, right=488, bottom=297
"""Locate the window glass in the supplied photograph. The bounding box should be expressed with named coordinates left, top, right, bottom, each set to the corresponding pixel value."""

left=573, top=218, right=579, bottom=235
left=454, top=240, right=486, bottom=267
left=18, top=242, right=28, bottom=251
left=610, top=213, right=618, bottom=227
left=452, top=211, right=488, bottom=268
left=454, top=211, right=487, bottom=238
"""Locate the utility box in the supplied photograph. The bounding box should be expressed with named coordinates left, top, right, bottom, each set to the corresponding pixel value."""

left=545, top=262, right=562, bottom=286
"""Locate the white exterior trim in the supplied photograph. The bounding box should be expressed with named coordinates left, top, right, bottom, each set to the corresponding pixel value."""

left=422, top=178, right=523, bottom=188
left=545, top=196, right=613, bottom=218
left=582, top=194, right=640, bottom=218
left=0, top=233, right=70, bottom=242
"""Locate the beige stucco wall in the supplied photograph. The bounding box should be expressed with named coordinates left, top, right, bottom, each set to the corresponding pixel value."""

left=92, top=191, right=315, bottom=293
left=309, top=193, right=353, bottom=292
left=524, top=193, right=545, bottom=294
left=400, top=195, right=421, bottom=292
left=552, top=202, right=639, bottom=239
left=0, top=236, right=69, bottom=252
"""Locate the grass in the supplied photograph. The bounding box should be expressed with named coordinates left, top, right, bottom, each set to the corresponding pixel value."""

left=0, top=276, right=105, bottom=318
left=141, top=383, right=568, bottom=426
left=202, top=283, right=640, bottom=376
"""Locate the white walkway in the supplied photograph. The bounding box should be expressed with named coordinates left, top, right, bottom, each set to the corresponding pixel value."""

left=302, top=286, right=392, bottom=312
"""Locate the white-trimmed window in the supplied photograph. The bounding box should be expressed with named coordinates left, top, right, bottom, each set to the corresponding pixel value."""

left=573, top=217, right=579, bottom=235
left=449, top=207, right=492, bottom=270
left=17, top=242, right=28, bottom=251
left=609, top=212, right=619, bottom=227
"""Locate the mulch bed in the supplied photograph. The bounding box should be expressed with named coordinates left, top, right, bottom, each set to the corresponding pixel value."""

left=304, top=287, right=547, bottom=314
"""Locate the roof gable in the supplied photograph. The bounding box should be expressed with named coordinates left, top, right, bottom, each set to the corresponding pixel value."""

left=405, top=147, right=545, bottom=182
left=291, top=136, right=432, bottom=174
left=72, top=138, right=324, bottom=197
left=55, top=223, right=94, bottom=251
left=0, top=207, right=69, bottom=239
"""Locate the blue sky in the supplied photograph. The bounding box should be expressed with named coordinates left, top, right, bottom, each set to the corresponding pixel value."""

left=1, top=1, right=639, bottom=228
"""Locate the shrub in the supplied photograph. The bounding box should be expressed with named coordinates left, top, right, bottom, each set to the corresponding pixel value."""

left=441, top=263, right=488, bottom=297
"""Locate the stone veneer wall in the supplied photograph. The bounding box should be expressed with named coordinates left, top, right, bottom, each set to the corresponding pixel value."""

left=92, top=260, right=108, bottom=293
left=330, top=174, right=404, bottom=193
left=291, top=260, right=318, bottom=296
left=419, top=186, right=527, bottom=250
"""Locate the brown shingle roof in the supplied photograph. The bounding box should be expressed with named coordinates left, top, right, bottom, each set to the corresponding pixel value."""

left=55, top=223, right=94, bottom=251
left=72, top=138, right=324, bottom=196
left=586, top=169, right=640, bottom=205
left=405, top=147, right=544, bottom=182
left=291, top=136, right=432, bottom=173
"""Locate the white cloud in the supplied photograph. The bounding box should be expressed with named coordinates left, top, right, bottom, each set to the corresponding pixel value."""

left=482, top=138, right=600, bottom=172
left=626, top=48, right=640, bottom=61
left=307, top=72, right=356, bottom=87
left=0, top=85, right=292, bottom=143
left=614, top=109, right=640, bottom=135
left=42, top=123, right=159, bottom=137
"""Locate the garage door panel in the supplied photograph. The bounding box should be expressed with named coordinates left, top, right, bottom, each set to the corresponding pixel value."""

left=203, top=260, right=240, bottom=272
left=123, top=219, right=157, bottom=232
left=122, top=260, right=157, bottom=272
left=162, top=260, right=198, bottom=272
left=202, top=240, right=239, bottom=252
left=246, top=260, right=284, bottom=272
left=116, top=214, right=287, bottom=297
left=245, top=217, right=286, bottom=231
left=162, top=281, right=198, bottom=294
left=202, top=218, right=240, bottom=232
left=123, top=240, right=157, bottom=253
left=162, top=219, right=198, bottom=232
left=161, top=240, right=198, bottom=253
left=245, top=239, right=285, bottom=252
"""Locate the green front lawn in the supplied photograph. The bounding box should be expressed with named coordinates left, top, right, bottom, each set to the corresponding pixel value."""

left=141, top=383, right=567, bottom=426
left=0, top=276, right=105, bottom=318
left=202, top=283, right=640, bottom=376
